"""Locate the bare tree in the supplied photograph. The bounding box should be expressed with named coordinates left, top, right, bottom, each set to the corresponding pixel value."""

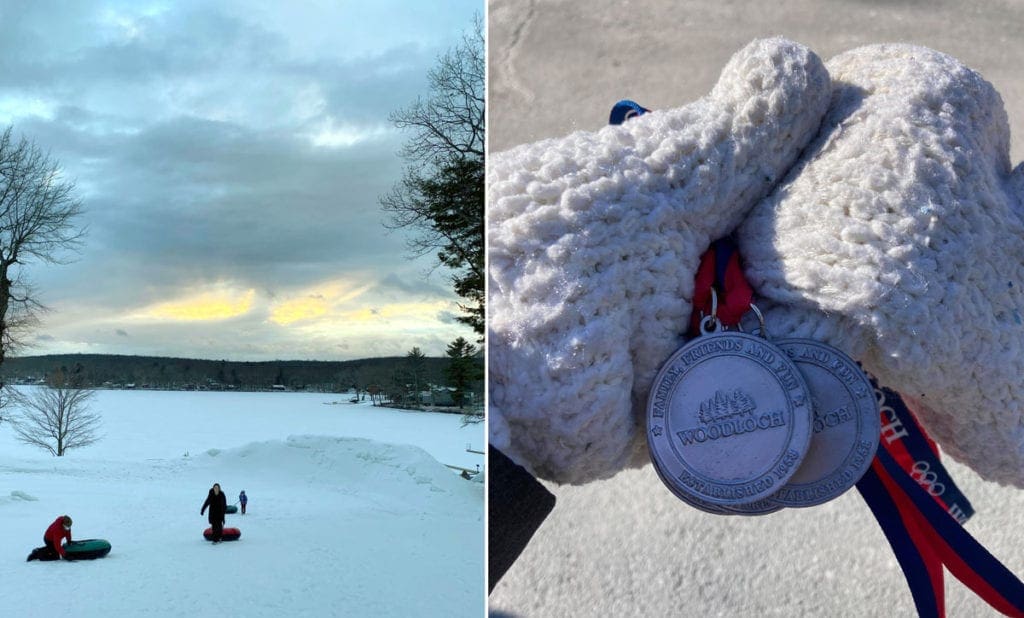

left=0, top=126, right=86, bottom=390
left=389, top=16, right=484, bottom=166
left=381, top=15, right=484, bottom=338
left=8, top=371, right=102, bottom=456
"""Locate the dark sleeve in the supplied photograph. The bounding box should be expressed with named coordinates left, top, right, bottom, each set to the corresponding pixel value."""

left=488, top=448, right=556, bottom=593
left=201, top=495, right=210, bottom=514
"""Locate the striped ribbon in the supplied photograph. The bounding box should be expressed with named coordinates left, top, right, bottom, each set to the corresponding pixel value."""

left=857, top=387, right=1024, bottom=617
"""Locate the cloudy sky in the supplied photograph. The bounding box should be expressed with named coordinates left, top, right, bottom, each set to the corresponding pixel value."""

left=0, top=0, right=480, bottom=361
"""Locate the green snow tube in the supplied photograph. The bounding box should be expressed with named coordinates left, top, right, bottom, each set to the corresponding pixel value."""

left=225, top=505, right=238, bottom=514
left=64, top=539, right=112, bottom=560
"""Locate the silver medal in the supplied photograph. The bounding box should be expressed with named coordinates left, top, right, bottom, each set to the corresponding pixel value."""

left=647, top=329, right=813, bottom=507
left=767, top=339, right=880, bottom=507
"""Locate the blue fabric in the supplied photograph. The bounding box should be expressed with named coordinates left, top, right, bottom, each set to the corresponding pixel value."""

left=608, top=100, right=650, bottom=125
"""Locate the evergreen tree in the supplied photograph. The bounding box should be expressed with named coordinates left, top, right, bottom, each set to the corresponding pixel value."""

left=405, top=347, right=428, bottom=406
left=445, top=336, right=480, bottom=408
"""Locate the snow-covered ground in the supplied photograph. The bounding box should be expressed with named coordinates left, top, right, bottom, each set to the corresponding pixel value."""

left=0, top=389, right=484, bottom=617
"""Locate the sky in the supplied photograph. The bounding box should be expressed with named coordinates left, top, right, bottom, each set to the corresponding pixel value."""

left=0, top=0, right=481, bottom=361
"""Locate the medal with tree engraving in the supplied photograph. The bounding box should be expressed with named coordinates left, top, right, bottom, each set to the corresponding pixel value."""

left=647, top=330, right=813, bottom=506
left=768, top=339, right=880, bottom=507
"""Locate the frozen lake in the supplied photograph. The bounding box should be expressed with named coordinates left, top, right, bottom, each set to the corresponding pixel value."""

left=0, top=388, right=485, bottom=470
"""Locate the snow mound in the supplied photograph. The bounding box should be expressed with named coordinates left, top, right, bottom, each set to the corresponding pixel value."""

left=198, top=435, right=480, bottom=512
left=1, top=490, right=39, bottom=504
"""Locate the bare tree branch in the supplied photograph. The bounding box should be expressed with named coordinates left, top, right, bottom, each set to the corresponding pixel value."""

left=7, top=371, right=102, bottom=456
left=0, top=125, right=86, bottom=399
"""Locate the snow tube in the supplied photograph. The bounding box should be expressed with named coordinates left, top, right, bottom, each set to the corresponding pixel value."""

left=63, top=539, right=112, bottom=560
left=225, top=505, right=238, bottom=514
left=203, top=527, right=241, bottom=541
left=26, top=546, right=59, bottom=561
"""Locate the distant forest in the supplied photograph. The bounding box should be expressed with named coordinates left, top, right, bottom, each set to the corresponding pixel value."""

left=0, top=354, right=483, bottom=404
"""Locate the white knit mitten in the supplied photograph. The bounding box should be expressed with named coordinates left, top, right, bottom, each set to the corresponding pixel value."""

left=738, top=44, right=1024, bottom=487
left=488, top=38, right=831, bottom=484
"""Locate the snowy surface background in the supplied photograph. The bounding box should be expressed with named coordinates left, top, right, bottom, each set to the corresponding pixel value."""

left=0, top=389, right=484, bottom=617
left=488, top=1, right=1024, bottom=616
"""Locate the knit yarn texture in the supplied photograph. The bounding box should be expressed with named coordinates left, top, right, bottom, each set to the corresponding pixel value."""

left=738, top=44, right=1024, bottom=488
left=488, top=38, right=832, bottom=484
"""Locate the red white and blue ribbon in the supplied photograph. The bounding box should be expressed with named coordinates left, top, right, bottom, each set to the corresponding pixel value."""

left=690, top=236, right=753, bottom=333
left=872, top=382, right=974, bottom=523
left=858, top=386, right=1024, bottom=617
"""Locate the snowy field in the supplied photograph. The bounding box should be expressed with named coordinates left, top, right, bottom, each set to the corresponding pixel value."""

left=0, top=388, right=484, bottom=617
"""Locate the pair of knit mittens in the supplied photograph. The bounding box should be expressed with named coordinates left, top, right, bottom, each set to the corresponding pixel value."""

left=489, top=37, right=1024, bottom=488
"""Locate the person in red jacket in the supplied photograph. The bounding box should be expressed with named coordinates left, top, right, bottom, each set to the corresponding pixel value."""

left=27, top=515, right=73, bottom=561
left=45, top=515, right=73, bottom=558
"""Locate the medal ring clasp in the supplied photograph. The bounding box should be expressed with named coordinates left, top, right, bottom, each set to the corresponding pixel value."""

left=748, top=303, right=769, bottom=339
left=699, top=288, right=722, bottom=335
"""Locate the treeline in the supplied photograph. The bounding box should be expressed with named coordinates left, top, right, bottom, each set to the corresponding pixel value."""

left=0, top=353, right=479, bottom=396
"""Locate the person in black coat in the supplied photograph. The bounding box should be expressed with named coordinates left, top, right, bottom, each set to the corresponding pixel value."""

left=201, top=483, right=228, bottom=542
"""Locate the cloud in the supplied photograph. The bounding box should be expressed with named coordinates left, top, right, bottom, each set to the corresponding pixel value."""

left=436, top=310, right=461, bottom=324
left=1, top=0, right=480, bottom=360
left=0, top=95, right=56, bottom=124
left=268, top=278, right=373, bottom=326
left=132, top=287, right=257, bottom=322
left=270, top=296, right=329, bottom=325
left=307, top=118, right=394, bottom=149
left=376, top=272, right=452, bottom=298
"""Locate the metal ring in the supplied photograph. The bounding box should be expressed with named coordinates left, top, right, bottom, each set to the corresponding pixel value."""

left=748, top=303, right=768, bottom=339
left=699, top=314, right=721, bottom=335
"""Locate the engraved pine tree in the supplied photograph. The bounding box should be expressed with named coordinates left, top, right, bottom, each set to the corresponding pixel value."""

left=699, top=389, right=758, bottom=424
left=713, top=391, right=729, bottom=421
left=728, top=391, right=743, bottom=416
left=733, top=389, right=756, bottom=416
left=698, top=399, right=713, bottom=424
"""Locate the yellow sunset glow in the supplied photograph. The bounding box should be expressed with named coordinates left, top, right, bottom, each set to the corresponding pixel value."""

left=138, top=289, right=256, bottom=321
left=267, top=299, right=457, bottom=341
left=268, top=279, right=375, bottom=326
left=270, top=297, right=329, bottom=325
